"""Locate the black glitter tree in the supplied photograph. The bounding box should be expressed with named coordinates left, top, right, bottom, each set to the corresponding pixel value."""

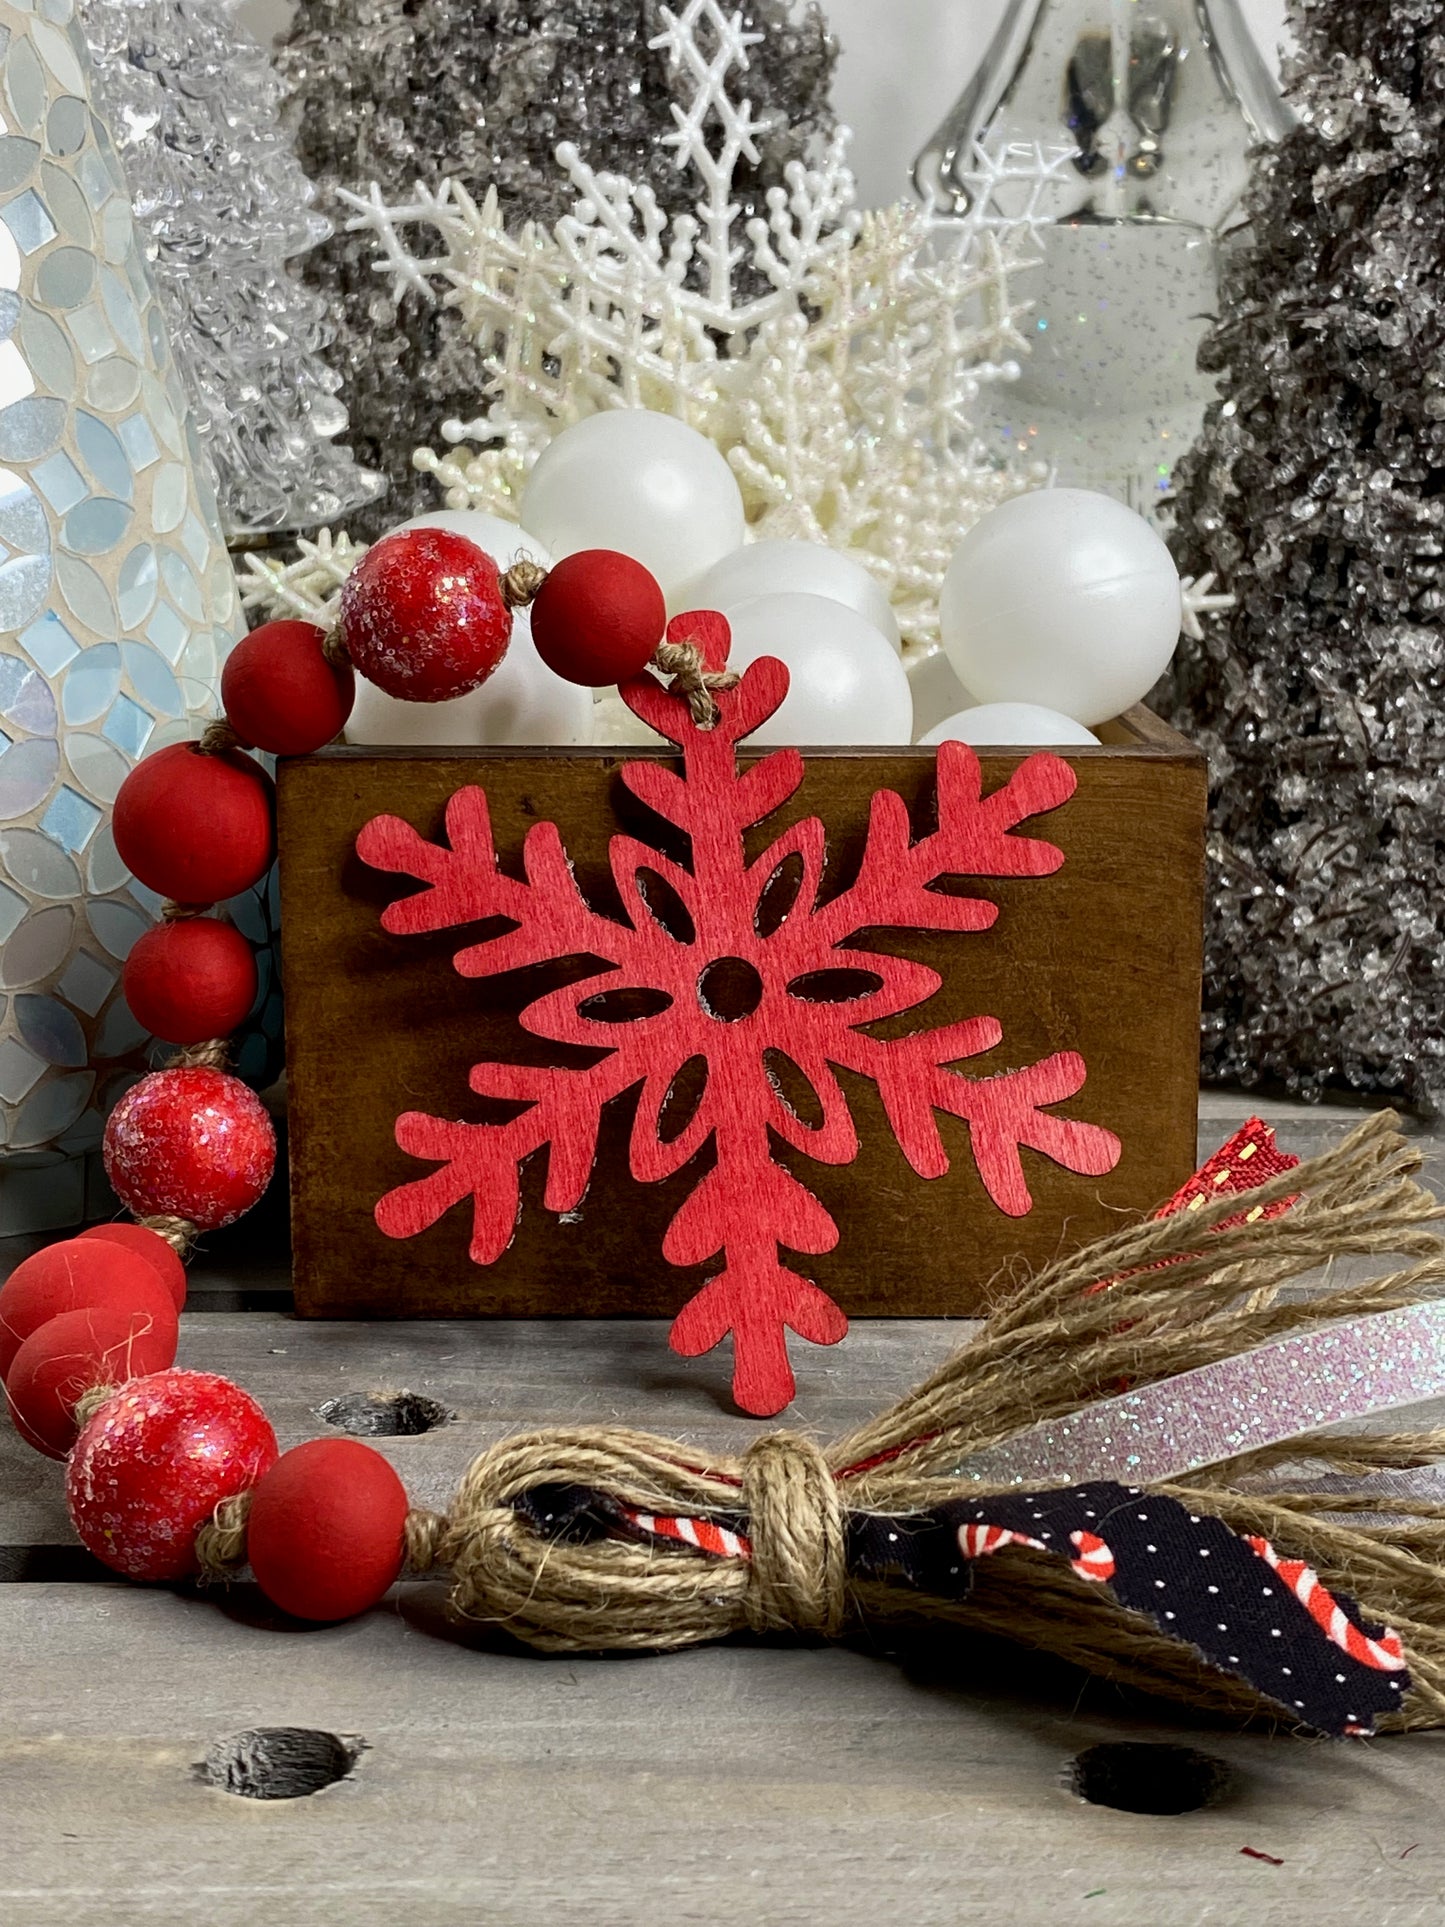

left=1161, top=0, right=1445, bottom=1112
left=278, top=0, right=837, bottom=537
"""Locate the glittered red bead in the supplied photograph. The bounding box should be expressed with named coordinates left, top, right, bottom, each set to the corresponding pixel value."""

left=0, top=1239, right=179, bottom=1379
left=337, top=528, right=513, bottom=703
left=221, top=619, right=355, bottom=756
left=112, top=743, right=275, bottom=905
left=103, top=1068, right=276, bottom=1232
left=528, top=549, right=665, bottom=687
left=66, top=1370, right=278, bottom=1581
left=247, top=1438, right=410, bottom=1622
left=77, top=1223, right=188, bottom=1312
left=6, top=1305, right=178, bottom=1458
left=122, top=918, right=258, bottom=1046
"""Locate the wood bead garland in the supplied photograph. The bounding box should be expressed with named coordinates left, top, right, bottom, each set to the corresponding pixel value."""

left=529, top=548, right=666, bottom=686
left=245, top=1438, right=410, bottom=1622
left=0, top=1240, right=179, bottom=1378
left=220, top=619, right=355, bottom=756
left=5, top=1306, right=177, bottom=1458
left=112, top=742, right=275, bottom=904
left=121, top=918, right=259, bottom=1048
left=337, top=528, right=516, bottom=703
left=76, top=1223, right=188, bottom=1311
left=66, top=1370, right=278, bottom=1582
left=103, top=1068, right=276, bottom=1232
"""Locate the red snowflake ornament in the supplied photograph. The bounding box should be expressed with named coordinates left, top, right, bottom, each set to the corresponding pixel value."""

left=356, top=613, right=1122, bottom=1415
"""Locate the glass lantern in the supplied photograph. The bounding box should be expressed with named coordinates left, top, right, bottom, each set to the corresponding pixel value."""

left=915, top=0, right=1289, bottom=516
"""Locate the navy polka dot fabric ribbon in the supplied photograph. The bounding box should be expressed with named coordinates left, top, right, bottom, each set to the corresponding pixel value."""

left=521, top=1478, right=1407, bottom=1736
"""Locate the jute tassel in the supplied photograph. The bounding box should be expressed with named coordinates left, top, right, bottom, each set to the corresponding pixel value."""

left=231, top=1113, right=1445, bottom=1726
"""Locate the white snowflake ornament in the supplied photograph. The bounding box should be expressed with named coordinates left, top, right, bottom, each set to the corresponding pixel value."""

left=336, top=1, right=1077, bottom=665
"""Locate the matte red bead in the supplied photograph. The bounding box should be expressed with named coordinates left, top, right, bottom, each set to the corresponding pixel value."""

left=529, top=549, right=666, bottom=686
left=67, top=1370, right=278, bottom=1581
left=77, top=1223, right=187, bottom=1312
left=112, top=742, right=275, bottom=905
left=247, top=1437, right=410, bottom=1622
left=103, top=1068, right=276, bottom=1231
left=6, top=1305, right=178, bottom=1458
left=221, top=619, right=355, bottom=756
left=122, top=918, right=258, bottom=1046
left=0, top=1240, right=179, bottom=1379
left=337, top=528, right=513, bottom=702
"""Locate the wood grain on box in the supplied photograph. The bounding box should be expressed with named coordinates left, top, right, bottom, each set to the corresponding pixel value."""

left=278, top=707, right=1205, bottom=1319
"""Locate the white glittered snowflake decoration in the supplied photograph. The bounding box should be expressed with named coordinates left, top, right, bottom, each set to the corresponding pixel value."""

left=333, top=0, right=1075, bottom=660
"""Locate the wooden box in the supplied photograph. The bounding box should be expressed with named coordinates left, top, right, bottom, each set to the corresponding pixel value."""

left=278, top=707, right=1205, bottom=1321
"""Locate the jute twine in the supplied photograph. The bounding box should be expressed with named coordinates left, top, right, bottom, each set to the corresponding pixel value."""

left=188, top=1112, right=1445, bottom=1728
left=650, top=638, right=740, bottom=729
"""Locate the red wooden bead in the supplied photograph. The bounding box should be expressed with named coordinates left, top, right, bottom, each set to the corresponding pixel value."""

left=221, top=619, right=355, bottom=756
left=77, top=1223, right=187, bottom=1312
left=122, top=918, right=258, bottom=1046
left=247, top=1438, right=410, bottom=1622
left=66, top=1370, right=278, bottom=1581
left=104, top=1068, right=276, bottom=1231
left=112, top=742, right=275, bottom=905
left=337, top=528, right=513, bottom=702
left=6, top=1305, right=178, bottom=1458
left=529, top=549, right=666, bottom=686
left=0, top=1240, right=179, bottom=1379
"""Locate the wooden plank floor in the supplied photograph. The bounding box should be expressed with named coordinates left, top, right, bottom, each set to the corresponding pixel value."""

left=3, top=1095, right=1444, bottom=1927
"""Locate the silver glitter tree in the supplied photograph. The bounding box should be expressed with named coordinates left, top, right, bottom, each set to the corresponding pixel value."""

left=83, top=0, right=383, bottom=538
left=1162, top=0, right=1444, bottom=1112
left=277, top=0, right=838, bottom=537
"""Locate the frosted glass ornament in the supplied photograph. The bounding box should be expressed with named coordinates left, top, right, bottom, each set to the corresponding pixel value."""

left=919, top=703, right=1099, bottom=747
left=940, top=489, right=1181, bottom=727
left=392, top=507, right=553, bottom=575
left=724, top=594, right=913, bottom=746
left=693, top=539, right=901, bottom=653
left=0, top=0, right=245, bottom=1216
left=915, top=0, right=1287, bottom=513
left=346, top=618, right=591, bottom=749
left=519, top=409, right=746, bottom=604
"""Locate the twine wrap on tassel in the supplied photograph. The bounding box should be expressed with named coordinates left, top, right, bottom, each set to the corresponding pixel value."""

left=201, top=1114, right=1445, bottom=1729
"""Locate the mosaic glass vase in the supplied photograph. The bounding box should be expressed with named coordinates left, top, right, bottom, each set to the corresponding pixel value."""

left=0, top=0, right=246, bottom=1231
left=915, top=0, right=1289, bottom=516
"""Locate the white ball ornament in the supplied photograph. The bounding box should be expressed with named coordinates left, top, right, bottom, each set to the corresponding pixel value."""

left=391, top=507, right=553, bottom=574
left=694, top=539, right=902, bottom=653
left=940, top=489, right=1183, bottom=728
left=723, top=593, right=913, bottom=746
left=520, top=409, right=746, bottom=605
left=919, top=703, right=1100, bottom=748
left=346, top=616, right=592, bottom=749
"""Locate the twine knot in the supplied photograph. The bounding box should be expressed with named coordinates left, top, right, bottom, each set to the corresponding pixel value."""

left=198, top=718, right=243, bottom=755
left=137, top=1213, right=200, bottom=1258
left=73, top=1383, right=118, bottom=1430
left=501, top=559, right=547, bottom=610
left=650, top=637, right=740, bottom=729
left=403, top=1507, right=449, bottom=1573
left=741, top=1432, right=847, bottom=1637
left=196, top=1490, right=253, bottom=1581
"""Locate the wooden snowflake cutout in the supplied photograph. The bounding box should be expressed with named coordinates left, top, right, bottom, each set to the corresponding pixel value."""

left=356, top=619, right=1121, bottom=1415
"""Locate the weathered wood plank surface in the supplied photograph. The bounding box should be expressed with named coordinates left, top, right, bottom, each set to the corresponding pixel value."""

left=3, top=1588, right=1445, bottom=1927
left=2, top=1096, right=1443, bottom=1927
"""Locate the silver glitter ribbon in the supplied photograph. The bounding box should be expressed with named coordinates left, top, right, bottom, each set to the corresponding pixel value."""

left=948, top=1302, right=1445, bottom=1488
